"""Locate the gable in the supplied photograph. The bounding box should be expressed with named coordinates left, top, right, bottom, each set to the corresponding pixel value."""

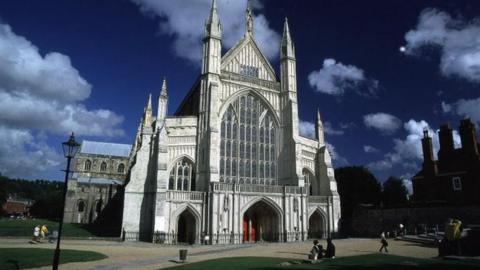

left=221, top=37, right=277, bottom=82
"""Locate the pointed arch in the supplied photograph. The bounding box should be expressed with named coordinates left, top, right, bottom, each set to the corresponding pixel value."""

left=308, top=207, right=328, bottom=239
left=219, top=88, right=280, bottom=126
left=240, top=196, right=283, bottom=219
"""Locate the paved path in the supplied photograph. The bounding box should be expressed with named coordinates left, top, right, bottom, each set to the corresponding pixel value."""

left=0, top=238, right=437, bottom=270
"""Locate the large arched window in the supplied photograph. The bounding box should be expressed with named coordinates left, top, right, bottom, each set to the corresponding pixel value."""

left=302, top=168, right=315, bottom=195
left=100, top=161, right=107, bottom=172
left=168, top=158, right=195, bottom=191
left=84, top=160, right=92, bottom=171
left=220, top=94, right=277, bottom=185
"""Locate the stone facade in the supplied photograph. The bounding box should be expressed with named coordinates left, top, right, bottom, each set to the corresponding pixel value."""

left=64, top=140, right=131, bottom=224
left=122, top=0, right=341, bottom=244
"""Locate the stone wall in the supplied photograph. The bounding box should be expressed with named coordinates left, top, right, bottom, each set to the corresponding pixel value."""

left=351, top=205, right=480, bottom=237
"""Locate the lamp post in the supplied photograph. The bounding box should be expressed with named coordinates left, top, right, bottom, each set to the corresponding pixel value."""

left=53, top=133, right=80, bottom=270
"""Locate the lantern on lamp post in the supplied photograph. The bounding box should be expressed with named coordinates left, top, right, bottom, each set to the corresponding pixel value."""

left=52, top=133, right=80, bottom=270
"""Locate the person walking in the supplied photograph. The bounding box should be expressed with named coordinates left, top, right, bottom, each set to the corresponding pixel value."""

left=379, top=232, right=389, bottom=253
left=40, top=224, right=49, bottom=240
left=33, top=225, right=40, bottom=242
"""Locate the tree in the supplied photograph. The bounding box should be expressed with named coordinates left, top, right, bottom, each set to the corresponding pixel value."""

left=334, top=166, right=382, bottom=235
left=0, top=176, right=7, bottom=215
left=382, top=176, right=408, bottom=206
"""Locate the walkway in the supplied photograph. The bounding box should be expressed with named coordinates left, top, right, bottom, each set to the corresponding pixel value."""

left=0, top=238, right=437, bottom=270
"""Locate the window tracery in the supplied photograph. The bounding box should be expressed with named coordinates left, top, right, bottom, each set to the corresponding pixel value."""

left=220, top=94, right=277, bottom=185
left=168, top=158, right=195, bottom=191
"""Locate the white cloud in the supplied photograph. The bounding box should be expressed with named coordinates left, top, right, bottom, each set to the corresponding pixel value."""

left=299, top=120, right=315, bottom=139
left=298, top=120, right=347, bottom=165
left=131, top=0, right=280, bottom=63
left=404, top=8, right=480, bottom=82
left=299, top=120, right=344, bottom=138
left=0, top=127, right=62, bottom=178
left=363, top=113, right=402, bottom=134
left=442, top=98, right=480, bottom=124
left=324, top=122, right=344, bottom=136
left=0, top=23, right=124, bottom=178
left=368, top=119, right=461, bottom=171
left=326, top=143, right=348, bottom=166
left=308, top=58, right=378, bottom=96
left=363, top=145, right=380, bottom=154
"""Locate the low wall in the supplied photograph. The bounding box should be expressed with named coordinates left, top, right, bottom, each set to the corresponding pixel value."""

left=351, top=205, right=480, bottom=237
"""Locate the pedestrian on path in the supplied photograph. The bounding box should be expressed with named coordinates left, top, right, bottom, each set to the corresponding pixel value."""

left=32, top=225, right=40, bottom=242
left=379, top=232, right=388, bottom=253
left=325, top=238, right=336, bottom=258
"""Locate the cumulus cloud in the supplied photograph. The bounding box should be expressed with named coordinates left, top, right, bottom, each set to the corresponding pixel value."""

left=0, top=127, right=62, bottom=178
left=299, top=120, right=315, bottom=139
left=299, top=120, right=344, bottom=138
left=363, top=145, right=380, bottom=154
left=132, top=0, right=280, bottom=63
left=368, top=119, right=461, bottom=171
left=0, top=23, right=124, bottom=178
left=308, top=58, right=378, bottom=96
left=363, top=113, right=402, bottom=134
left=298, top=120, right=347, bottom=165
left=442, top=98, right=480, bottom=124
left=326, top=143, right=348, bottom=166
left=404, top=8, right=480, bottom=82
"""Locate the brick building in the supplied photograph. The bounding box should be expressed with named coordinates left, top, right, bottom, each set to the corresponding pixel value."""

left=413, top=118, right=480, bottom=204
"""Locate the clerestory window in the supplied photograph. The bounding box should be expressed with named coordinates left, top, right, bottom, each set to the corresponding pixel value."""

left=220, top=94, right=277, bottom=185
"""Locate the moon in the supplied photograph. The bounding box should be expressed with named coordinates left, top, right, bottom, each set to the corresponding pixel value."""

left=399, top=46, right=406, bottom=53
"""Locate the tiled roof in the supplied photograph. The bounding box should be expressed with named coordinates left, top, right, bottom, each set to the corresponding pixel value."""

left=76, top=177, right=123, bottom=186
left=80, top=140, right=131, bottom=157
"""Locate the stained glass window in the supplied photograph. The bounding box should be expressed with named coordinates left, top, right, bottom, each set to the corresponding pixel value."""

left=219, top=94, right=277, bottom=185
left=168, top=159, right=195, bottom=191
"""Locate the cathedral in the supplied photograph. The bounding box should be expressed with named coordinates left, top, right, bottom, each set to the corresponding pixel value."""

left=122, top=0, right=341, bottom=244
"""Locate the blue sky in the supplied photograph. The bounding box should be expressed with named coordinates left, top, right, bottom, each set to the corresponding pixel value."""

left=1, top=1, right=479, bottom=190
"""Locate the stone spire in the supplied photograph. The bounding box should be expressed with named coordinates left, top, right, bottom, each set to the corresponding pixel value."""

left=315, top=109, right=325, bottom=145
left=245, top=0, right=254, bottom=36
left=205, top=0, right=221, bottom=39
left=281, top=17, right=295, bottom=59
left=157, top=77, right=168, bottom=123
left=143, top=93, right=152, bottom=127
left=160, top=77, right=168, bottom=97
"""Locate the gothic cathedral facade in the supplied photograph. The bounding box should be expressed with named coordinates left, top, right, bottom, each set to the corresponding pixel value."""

left=122, top=0, right=341, bottom=244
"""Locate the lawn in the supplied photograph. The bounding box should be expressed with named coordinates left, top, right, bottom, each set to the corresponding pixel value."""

left=164, top=254, right=480, bottom=270
left=0, top=218, right=96, bottom=237
left=0, top=248, right=107, bottom=270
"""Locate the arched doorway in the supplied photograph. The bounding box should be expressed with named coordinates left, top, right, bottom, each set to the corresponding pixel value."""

left=242, top=200, right=280, bottom=243
left=308, top=210, right=326, bottom=239
left=177, top=210, right=196, bottom=244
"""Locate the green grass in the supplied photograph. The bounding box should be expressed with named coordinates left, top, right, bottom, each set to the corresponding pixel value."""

left=164, top=254, right=480, bottom=270
left=0, top=218, right=95, bottom=237
left=0, top=248, right=107, bottom=270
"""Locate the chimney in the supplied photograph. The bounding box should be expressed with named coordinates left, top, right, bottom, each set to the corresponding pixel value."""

left=421, top=129, right=437, bottom=176
left=459, top=118, right=479, bottom=156
left=438, top=123, right=455, bottom=161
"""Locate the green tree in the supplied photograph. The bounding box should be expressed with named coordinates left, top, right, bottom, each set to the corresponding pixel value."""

left=0, top=176, right=7, bottom=215
left=334, top=166, right=382, bottom=235
left=382, top=176, right=408, bottom=206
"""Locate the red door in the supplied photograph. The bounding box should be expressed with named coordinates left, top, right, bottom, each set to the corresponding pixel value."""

left=243, top=217, right=248, bottom=242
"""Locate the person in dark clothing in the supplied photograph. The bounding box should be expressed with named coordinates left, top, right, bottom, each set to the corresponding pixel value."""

left=325, top=238, right=336, bottom=258
left=379, top=232, right=389, bottom=253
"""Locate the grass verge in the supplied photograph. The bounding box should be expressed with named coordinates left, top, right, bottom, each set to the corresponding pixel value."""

left=0, top=248, right=107, bottom=269
left=163, top=254, right=480, bottom=270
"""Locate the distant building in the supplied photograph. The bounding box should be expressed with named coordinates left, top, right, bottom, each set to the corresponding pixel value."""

left=413, top=118, right=480, bottom=205
left=2, top=196, right=33, bottom=217
left=64, top=140, right=131, bottom=224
